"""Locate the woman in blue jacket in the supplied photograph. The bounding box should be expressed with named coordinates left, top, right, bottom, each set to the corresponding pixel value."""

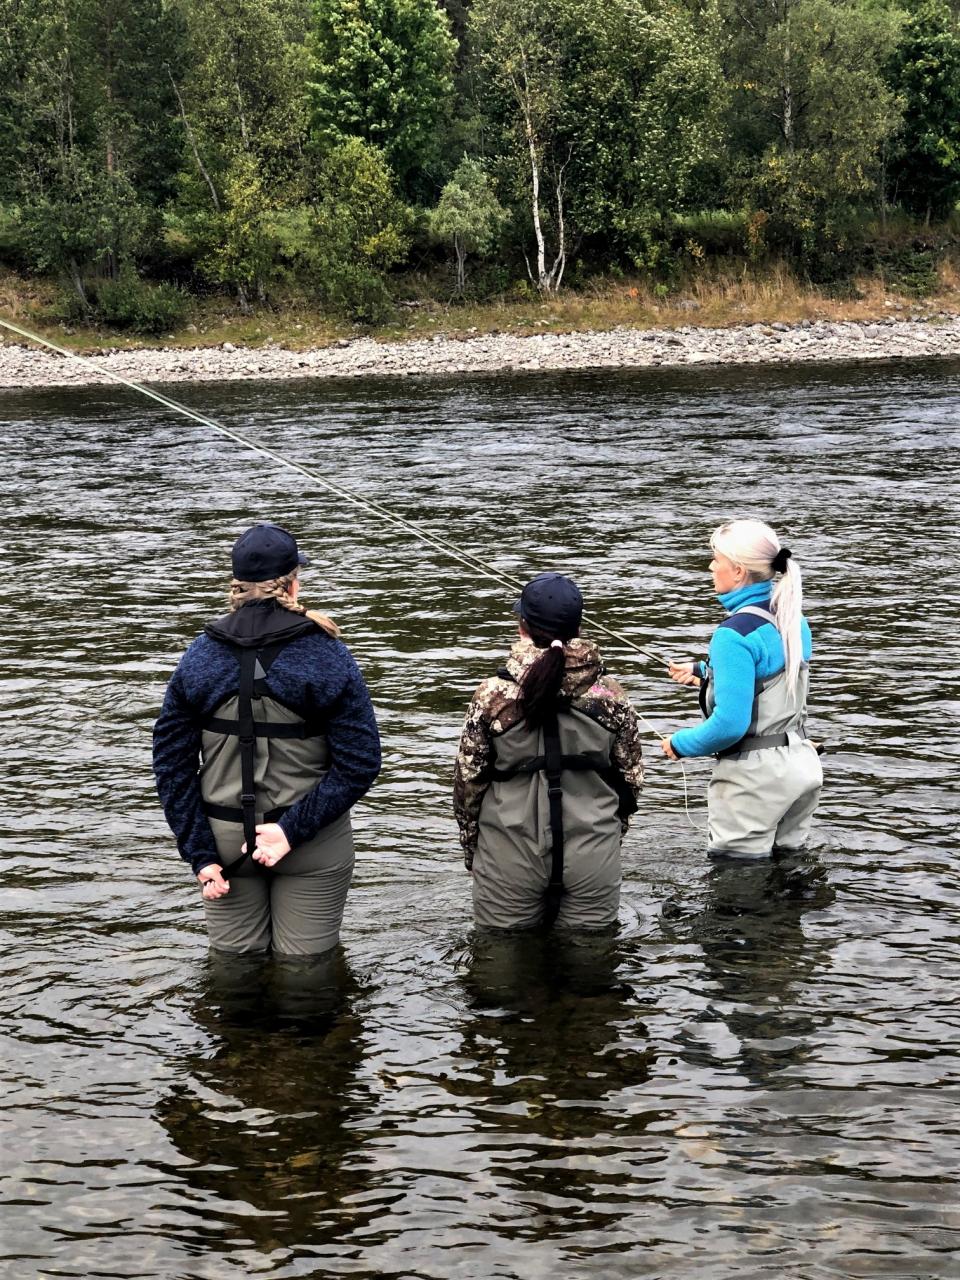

left=662, top=518, right=822, bottom=858
left=154, top=523, right=381, bottom=954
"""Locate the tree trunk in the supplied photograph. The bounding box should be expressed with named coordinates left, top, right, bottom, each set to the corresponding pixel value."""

left=782, top=20, right=794, bottom=152
left=105, top=75, right=117, bottom=280
left=68, top=256, right=90, bottom=310
left=520, top=87, right=548, bottom=290
left=234, top=79, right=250, bottom=150
left=167, top=69, right=222, bottom=212
left=454, top=231, right=466, bottom=294
left=544, top=151, right=570, bottom=293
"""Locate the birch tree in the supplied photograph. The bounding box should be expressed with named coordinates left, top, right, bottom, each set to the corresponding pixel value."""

left=470, top=0, right=570, bottom=293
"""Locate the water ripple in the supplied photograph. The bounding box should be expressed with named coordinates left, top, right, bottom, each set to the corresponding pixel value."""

left=0, top=361, right=957, bottom=1277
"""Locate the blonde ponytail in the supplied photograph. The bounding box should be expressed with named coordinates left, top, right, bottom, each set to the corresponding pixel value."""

left=228, top=571, right=341, bottom=638
left=769, top=555, right=802, bottom=692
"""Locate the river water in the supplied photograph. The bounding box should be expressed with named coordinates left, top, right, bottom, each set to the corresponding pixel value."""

left=1, top=360, right=958, bottom=1279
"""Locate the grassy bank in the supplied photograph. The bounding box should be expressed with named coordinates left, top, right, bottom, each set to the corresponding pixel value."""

left=2, top=258, right=960, bottom=354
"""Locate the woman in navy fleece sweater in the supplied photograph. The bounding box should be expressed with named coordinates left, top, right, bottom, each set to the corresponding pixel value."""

left=662, top=518, right=822, bottom=859
left=154, top=523, right=381, bottom=954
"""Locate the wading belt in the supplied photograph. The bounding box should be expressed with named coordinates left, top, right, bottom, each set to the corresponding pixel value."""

left=489, top=754, right=637, bottom=816
left=717, top=731, right=790, bottom=758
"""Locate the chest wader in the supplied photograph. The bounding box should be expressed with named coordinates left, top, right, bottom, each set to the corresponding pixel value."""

left=487, top=671, right=636, bottom=929
left=199, top=642, right=329, bottom=877
left=700, top=605, right=820, bottom=855
left=700, top=607, right=811, bottom=757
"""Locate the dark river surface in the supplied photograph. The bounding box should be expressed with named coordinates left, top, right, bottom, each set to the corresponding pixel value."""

left=1, top=359, right=958, bottom=1279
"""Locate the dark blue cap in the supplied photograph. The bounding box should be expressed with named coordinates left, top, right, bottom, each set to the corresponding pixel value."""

left=231, top=523, right=309, bottom=581
left=512, top=572, right=583, bottom=640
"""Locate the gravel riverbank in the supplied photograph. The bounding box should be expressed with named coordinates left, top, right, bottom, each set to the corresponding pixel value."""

left=3, top=314, right=960, bottom=387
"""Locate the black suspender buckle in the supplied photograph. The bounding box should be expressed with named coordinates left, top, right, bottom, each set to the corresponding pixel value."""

left=240, top=793, right=257, bottom=807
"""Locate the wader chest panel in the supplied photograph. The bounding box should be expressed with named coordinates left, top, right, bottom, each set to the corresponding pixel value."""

left=701, top=606, right=810, bottom=758
left=199, top=643, right=328, bottom=875
left=484, top=698, right=625, bottom=928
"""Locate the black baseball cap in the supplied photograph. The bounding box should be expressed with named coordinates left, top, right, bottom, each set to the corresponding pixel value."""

left=512, top=572, right=583, bottom=640
left=231, top=523, right=309, bottom=581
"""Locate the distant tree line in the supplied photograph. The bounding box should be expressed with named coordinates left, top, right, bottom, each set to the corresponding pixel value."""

left=2, top=0, right=960, bottom=328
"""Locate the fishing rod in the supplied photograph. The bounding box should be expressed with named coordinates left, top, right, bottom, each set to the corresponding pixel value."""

left=0, top=316, right=672, bottom=670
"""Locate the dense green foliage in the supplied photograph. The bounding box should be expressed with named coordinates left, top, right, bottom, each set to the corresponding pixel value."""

left=886, top=0, right=960, bottom=220
left=1, top=0, right=959, bottom=322
left=309, top=0, right=456, bottom=188
left=722, top=0, right=904, bottom=266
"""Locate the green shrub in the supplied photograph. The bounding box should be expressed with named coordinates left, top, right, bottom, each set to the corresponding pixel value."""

left=873, top=245, right=939, bottom=296
left=0, top=204, right=28, bottom=267
left=94, top=272, right=190, bottom=333
left=319, top=262, right=395, bottom=324
left=468, top=261, right=514, bottom=298
left=50, top=288, right=93, bottom=326
left=306, top=139, right=413, bottom=323
left=670, top=210, right=748, bottom=254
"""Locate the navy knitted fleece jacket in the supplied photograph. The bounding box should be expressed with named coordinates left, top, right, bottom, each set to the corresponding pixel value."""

left=153, top=602, right=381, bottom=875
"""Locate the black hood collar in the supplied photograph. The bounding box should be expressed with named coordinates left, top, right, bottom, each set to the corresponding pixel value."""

left=204, top=599, right=318, bottom=649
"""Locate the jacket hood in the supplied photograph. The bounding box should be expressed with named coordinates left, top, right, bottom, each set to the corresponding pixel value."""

left=504, top=635, right=603, bottom=699
left=204, top=599, right=318, bottom=649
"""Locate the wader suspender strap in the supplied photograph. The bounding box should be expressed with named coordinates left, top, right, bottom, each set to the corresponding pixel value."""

left=542, top=707, right=565, bottom=929
left=224, top=646, right=259, bottom=881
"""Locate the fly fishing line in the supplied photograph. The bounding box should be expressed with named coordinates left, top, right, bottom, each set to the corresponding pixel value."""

left=0, top=315, right=706, bottom=830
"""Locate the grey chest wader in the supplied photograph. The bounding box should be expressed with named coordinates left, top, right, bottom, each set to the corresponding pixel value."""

left=489, top=670, right=636, bottom=929
left=696, top=605, right=821, bottom=856
left=700, top=606, right=811, bottom=758
left=200, top=642, right=327, bottom=878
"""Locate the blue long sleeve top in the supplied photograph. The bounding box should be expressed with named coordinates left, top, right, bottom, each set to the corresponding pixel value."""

left=153, top=605, right=381, bottom=875
left=671, top=581, right=813, bottom=758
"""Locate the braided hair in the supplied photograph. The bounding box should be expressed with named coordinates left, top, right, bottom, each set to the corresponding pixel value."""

left=228, top=570, right=340, bottom=637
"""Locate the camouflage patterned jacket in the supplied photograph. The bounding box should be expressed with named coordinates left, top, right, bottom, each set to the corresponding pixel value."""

left=453, top=636, right=644, bottom=867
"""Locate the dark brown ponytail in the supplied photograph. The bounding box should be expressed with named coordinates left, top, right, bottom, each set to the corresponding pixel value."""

left=519, top=629, right=567, bottom=730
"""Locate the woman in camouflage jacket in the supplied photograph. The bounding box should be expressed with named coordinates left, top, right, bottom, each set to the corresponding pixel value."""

left=453, top=573, right=644, bottom=932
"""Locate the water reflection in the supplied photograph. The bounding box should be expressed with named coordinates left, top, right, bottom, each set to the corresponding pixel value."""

left=155, top=950, right=376, bottom=1254
left=665, top=854, right=835, bottom=1087
left=460, top=933, right=652, bottom=1107
left=444, top=933, right=655, bottom=1239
